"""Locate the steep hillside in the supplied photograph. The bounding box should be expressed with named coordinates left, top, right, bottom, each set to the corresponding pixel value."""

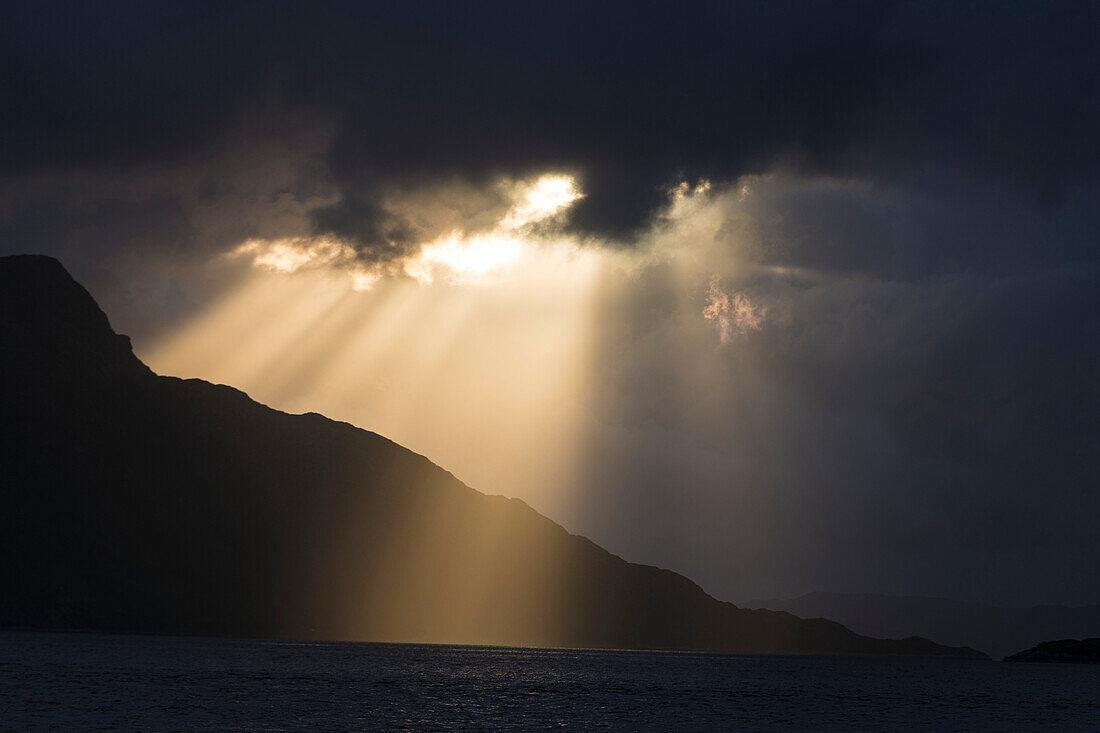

left=0, top=255, right=984, bottom=658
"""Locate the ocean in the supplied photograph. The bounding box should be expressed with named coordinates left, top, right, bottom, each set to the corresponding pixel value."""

left=2, top=631, right=1097, bottom=730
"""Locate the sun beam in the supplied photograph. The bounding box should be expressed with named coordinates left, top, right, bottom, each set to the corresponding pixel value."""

left=139, top=171, right=610, bottom=643
left=142, top=227, right=608, bottom=521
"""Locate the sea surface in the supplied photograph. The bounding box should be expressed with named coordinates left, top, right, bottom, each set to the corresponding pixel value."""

left=1, top=631, right=1098, bottom=730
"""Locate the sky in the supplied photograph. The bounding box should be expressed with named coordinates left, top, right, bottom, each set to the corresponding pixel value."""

left=2, top=1, right=1098, bottom=607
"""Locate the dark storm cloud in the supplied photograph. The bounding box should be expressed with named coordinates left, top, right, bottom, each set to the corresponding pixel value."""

left=734, top=173, right=1100, bottom=278
left=3, top=1, right=1098, bottom=250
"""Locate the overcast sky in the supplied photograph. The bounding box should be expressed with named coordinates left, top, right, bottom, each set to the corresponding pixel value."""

left=3, top=1, right=1098, bottom=606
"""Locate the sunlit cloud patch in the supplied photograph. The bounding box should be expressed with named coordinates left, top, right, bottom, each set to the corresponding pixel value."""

left=702, top=275, right=763, bottom=343
left=404, top=174, right=582, bottom=284
left=232, top=236, right=381, bottom=290
left=233, top=174, right=583, bottom=289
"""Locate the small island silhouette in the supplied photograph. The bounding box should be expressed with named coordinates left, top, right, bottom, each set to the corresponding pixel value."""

left=1004, top=639, right=1100, bottom=664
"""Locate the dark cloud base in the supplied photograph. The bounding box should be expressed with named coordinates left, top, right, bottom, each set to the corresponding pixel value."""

left=4, top=2, right=1098, bottom=248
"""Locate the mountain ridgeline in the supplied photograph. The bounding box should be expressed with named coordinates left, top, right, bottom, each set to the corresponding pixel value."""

left=0, top=255, right=985, bottom=658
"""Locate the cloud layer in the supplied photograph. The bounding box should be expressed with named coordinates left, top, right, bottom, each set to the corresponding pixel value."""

left=5, top=2, right=1099, bottom=249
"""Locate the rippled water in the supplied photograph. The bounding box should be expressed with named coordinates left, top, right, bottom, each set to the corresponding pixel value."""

left=2, top=631, right=1098, bottom=730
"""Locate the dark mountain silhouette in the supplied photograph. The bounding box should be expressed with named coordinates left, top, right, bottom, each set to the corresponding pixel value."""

left=1005, top=638, right=1100, bottom=664
left=0, top=255, right=985, bottom=658
left=743, top=592, right=1100, bottom=660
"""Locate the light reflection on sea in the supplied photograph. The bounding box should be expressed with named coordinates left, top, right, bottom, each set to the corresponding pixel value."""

left=1, top=631, right=1098, bottom=730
